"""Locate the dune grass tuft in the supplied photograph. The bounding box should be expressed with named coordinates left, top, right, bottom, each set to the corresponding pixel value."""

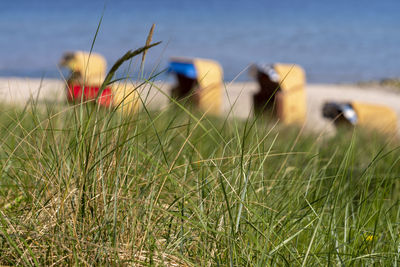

left=0, top=88, right=399, bottom=266
left=0, top=39, right=399, bottom=265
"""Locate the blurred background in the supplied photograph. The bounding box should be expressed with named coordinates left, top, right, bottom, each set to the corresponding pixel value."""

left=0, top=0, right=399, bottom=83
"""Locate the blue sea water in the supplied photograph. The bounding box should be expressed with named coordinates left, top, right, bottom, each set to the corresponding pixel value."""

left=0, top=0, right=399, bottom=83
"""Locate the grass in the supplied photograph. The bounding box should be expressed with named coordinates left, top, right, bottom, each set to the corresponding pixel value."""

left=0, top=45, right=400, bottom=266
left=0, top=85, right=399, bottom=266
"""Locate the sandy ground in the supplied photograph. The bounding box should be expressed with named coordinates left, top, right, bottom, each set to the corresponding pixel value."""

left=1, top=77, right=399, bottom=134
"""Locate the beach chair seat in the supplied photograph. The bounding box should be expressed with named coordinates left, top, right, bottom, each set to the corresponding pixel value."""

left=66, top=84, right=113, bottom=106
left=66, top=82, right=140, bottom=112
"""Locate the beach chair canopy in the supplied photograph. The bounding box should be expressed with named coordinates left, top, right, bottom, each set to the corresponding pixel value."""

left=322, top=101, right=398, bottom=134
left=168, top=61, right=197, bottom=79
left=169, top=57, right=223, bottom=115
left=60, top=51, right=107, bottom=85
left=250, top=63, right=305, bottom=92
left=322, top=102, right=358, bottom=125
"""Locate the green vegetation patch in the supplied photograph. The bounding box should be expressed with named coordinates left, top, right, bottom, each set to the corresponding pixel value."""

left=0, top=94, right=399, bottom=266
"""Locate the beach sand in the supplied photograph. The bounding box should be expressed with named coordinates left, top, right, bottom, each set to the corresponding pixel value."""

left=1, top=77, right=399, bottom=135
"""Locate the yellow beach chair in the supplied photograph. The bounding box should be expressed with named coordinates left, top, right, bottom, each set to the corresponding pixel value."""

left=60, top=51, right=140, bottom=113
left=249, top=63, right=306, bottom=124
left=60, top=51, right=110, bottom=104
left=322, top=101, right=398, bottom=134
left=169, top=57, right=223, bottom=115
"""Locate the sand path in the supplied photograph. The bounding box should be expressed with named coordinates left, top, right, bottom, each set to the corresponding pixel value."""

left=1, top=78, right=399, bottom=134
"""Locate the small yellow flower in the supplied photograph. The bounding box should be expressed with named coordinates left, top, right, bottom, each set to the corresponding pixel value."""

left=365, top=235, right=375, bottom=242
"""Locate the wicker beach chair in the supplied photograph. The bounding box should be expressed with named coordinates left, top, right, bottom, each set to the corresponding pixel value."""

left=249, top=63, right=307, bottom=124
left=60, top=51, right=139, bottom=113
left=323, top=101, right=398, bottom=135
left=60, top=51, right=111, bottom=105
left=168, top=57, right=223, bottom=115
